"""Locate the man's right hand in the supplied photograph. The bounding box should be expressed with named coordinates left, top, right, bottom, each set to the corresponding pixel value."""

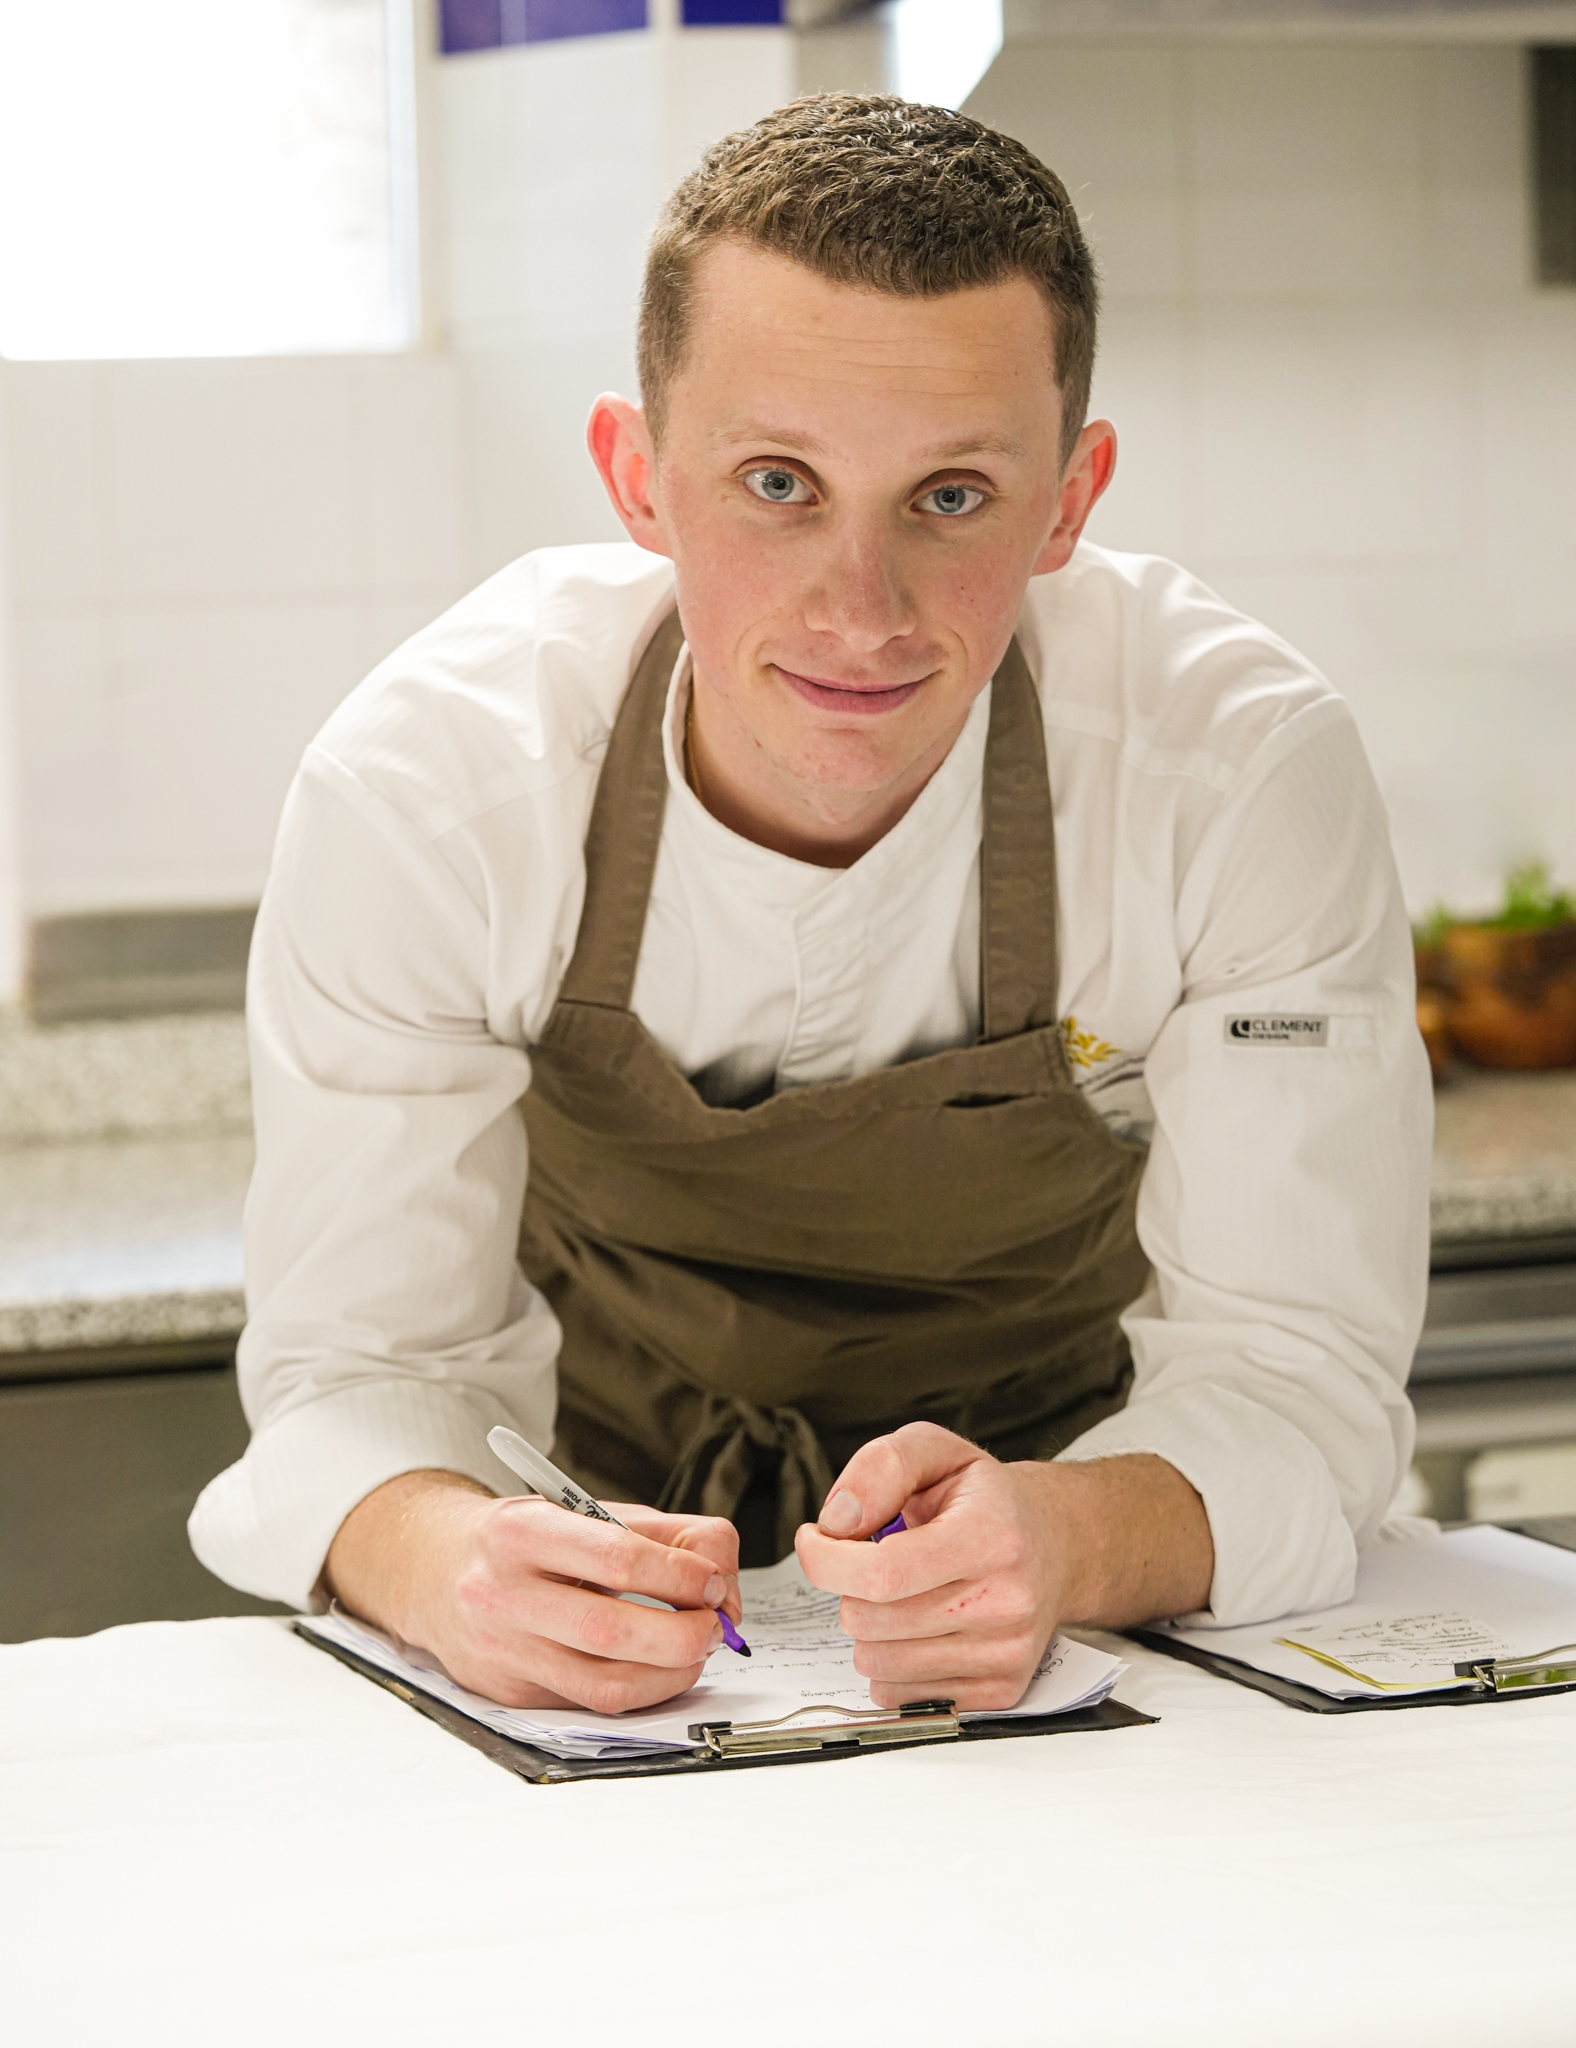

left=323, top=1468, right=742, bottom=1715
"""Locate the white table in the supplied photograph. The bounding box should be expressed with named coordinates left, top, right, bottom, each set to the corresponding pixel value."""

left=5, top=1620, right=1574, bottom=2048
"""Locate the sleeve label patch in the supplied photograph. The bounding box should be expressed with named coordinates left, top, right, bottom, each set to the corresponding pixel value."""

left=1225, top=1014, right=1329, bottom=1046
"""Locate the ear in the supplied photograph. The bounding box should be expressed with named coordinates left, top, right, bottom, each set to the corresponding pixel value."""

left=1031, top=419, right=1117, bottom=577
left=586, top=394, right=671, bottom=557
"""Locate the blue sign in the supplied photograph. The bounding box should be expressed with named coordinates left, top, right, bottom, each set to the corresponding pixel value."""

left=440, top=0, right=649, bottom=52
left=681, top=1, right=784, bottom=20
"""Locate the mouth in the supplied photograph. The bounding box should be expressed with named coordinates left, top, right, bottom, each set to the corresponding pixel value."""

left=773, top=666, right=928, bottom=716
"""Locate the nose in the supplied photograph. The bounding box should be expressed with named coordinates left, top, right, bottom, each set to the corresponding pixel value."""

left=798, top=521, right=917, bottom=658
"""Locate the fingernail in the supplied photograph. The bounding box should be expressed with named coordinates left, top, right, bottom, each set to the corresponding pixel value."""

left=703, top=1573, right=726, bottom=1607
left=820, top=1490, right=862, bottom=1537
left=709, top=1622, right=724, bottom=1652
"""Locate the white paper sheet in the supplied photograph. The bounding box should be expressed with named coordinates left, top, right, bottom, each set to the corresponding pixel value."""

left=300, top=1552, right=1126, bottom=1759
left=1154, top=1526, right=1576, bottom=1698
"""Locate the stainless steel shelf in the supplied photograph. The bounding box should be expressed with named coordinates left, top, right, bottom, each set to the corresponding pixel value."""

left=1414, top=1260, right=1576, bottom=1382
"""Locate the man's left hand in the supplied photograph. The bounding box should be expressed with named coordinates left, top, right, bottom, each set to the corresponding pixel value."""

left=794, top=1423, right=1213, bottom=1711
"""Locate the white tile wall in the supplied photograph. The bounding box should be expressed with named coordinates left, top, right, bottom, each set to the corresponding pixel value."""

left=0, top=363, right=111, bottom=607
left=345, top=355, right=470, bottom=592
left=1424, top=45, right=1528, bottom=295
left=1189, top=45, right=1430, bottom=298
left=1475, top=303, right=1576, bottom=627
left=657, top=25, right=797, bottom=192
left=0, top=350, right=467, bottom=926
left=1083, top=303, right=1192, bottom=559
left=113, top=601, right=378, bottom=901
left=970, top=38, right=1576, bottom=916
left=456, top=341, right=627, bottom=575
left=971, top=47, right=1190, bottom=299
left=1190, top=303, right=1469, bottom=560
left=106, top=362, right=361, bottom=602
left=439, top=36, right=661, bottom=354
left=439, top=24, right=797, bottom=584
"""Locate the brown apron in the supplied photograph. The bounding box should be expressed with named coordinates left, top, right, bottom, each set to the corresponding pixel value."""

left=518, top=611, right=1150, bottom=1563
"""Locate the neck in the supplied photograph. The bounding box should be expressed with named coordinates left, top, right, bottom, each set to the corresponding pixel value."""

left=685, top=674, right=970, bottom=870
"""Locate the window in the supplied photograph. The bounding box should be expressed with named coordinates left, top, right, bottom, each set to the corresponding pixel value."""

left=0, top=0, right=415, bottom=360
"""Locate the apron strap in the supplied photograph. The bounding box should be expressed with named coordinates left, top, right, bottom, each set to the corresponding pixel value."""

left=980, top=632, right=1061, bottom=1041
left=557, top=607, right=686, bottom=1011
left=556, top=607, right=1060, bottom=1036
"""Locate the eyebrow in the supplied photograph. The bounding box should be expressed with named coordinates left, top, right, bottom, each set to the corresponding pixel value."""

left=714, top=419, right=1026, bottom=464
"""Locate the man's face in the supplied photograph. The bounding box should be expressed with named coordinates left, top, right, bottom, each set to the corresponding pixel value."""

left=594, top=242, right=1110, bottom=829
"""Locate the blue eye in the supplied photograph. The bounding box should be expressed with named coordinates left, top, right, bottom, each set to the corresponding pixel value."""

left=745, top=467, right=812, bottom=505
left=920, top=483, right=984, bottom=517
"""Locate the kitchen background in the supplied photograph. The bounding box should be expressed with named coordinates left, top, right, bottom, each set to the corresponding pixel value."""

left=2, top=0, right=1574, bottom=1636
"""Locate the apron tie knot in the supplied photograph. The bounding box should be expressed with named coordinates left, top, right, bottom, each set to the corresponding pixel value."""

left=659, top=1395, right=834, bottom=1564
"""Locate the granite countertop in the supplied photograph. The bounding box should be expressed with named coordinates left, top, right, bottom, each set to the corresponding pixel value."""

left=1, top=1026, right=1573, bottom=1370
left=1430, top=1067, right=1576, bottom=1245
left=0, top=1008, right=250, bottom=1145
left=0, top=1129, right=250, bottom=1365
left=0, top=1011, right=253, bottom=1367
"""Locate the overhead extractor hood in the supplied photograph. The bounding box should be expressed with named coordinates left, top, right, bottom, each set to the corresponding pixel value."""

left=1000, top=0, right=1576, bottom=40
left=797, top=0, right=1576, bottom=40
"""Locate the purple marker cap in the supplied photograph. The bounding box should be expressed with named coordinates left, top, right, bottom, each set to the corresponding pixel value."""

left=872, top=1514, right=906, bottom=1542
left=716, top=1609, right=751, bottom=1656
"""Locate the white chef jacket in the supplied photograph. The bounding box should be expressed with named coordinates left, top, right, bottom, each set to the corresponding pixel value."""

left=189, top=538, right=1433, bottom=1625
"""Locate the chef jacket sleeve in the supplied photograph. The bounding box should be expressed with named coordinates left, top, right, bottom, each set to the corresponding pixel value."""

left=1056, top=704, right=1433, bottom=1627
left=187, top=749, right=556, bottom=1610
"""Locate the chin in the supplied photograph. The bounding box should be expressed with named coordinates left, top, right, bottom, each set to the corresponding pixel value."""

left=788, top=730, right=918, bottom=792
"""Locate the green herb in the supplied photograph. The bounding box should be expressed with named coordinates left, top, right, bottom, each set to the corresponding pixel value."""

left=1413, top=863, right=1574, bottom=946
left=1414, top=904, right=1453, bottom=950
left=1495, top=861, right=1575, bottom=931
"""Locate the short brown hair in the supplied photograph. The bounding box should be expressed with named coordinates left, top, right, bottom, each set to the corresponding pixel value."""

left=638, top=94, right=1098, bottom=467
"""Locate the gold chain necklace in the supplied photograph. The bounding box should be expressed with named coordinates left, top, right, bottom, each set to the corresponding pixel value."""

left=684, top=688, right=705, bottom=809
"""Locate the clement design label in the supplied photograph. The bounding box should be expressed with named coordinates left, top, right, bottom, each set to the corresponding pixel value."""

left=1224, top=1014, right=1329, bottom=1046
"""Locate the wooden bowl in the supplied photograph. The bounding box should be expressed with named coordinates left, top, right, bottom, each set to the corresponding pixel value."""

left=1437, top=923, right=1576, bottom=1069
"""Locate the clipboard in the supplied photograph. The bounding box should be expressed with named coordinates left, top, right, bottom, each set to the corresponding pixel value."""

left=1125, top=1625, right=1576, bottom=1715
left=1128, top=1526, right=1576, bottom=1715
left=294, top=1621, right=1155, bottom=1783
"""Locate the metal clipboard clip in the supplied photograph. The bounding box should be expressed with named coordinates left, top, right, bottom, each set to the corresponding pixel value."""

left=1453, top=1642, right=1576, bottom=1692
left=688, top=1698, right=960, bottom=1758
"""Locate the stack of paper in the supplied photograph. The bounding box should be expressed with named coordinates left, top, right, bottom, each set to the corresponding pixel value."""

left=1152, top=1525, right=1576, bottom=1700
left=301, top=1552, right=1126, bottom=1761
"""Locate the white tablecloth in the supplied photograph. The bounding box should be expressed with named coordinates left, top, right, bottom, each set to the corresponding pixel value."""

left=4, top=1616, right=1573, bottom=2048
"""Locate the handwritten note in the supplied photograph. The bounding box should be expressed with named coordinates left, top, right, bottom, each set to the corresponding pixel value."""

left=1276, top=1610, right=1513, bottom=1692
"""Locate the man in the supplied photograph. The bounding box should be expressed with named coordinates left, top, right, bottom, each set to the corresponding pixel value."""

left=192, top=95, right=1431, bottom=1717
